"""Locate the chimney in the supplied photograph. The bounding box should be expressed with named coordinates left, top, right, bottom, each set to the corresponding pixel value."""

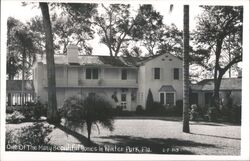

left=67, top=44, right=79, bottom=65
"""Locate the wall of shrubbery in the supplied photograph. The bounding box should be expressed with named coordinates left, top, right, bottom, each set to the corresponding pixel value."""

left=6, top=101, right=47, bottom=123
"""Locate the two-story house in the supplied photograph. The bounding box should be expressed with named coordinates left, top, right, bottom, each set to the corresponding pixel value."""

left=32, top=45, right=183, bottom=111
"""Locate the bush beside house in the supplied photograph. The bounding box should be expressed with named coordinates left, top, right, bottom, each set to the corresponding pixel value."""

left=6, top=101, right=47, bottom=123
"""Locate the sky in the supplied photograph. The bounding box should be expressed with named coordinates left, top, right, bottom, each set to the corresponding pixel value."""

left=3, top=1, right=203, bottom=55
left=2, top=0, right=245, bottom=79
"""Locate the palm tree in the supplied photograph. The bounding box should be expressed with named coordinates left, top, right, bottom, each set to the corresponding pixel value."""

left=40, top=3, right=60, bottom=124
left=182, top=5, right=190, bottom=133
left=169, top=5, right=190, bottom=133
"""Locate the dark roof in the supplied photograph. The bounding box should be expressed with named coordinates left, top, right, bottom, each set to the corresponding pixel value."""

left=37, top=53, right=181, bottom=67
left=159, top=85, right=176, bottom=92
left=7, top=80, right=34, bottom=92
left=191, top=78, right=242, bottom=91
left=38, top=55, right=142, bottom=67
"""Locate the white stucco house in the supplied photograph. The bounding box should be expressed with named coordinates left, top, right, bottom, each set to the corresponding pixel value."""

left=32, top=45, right=183, bottom=111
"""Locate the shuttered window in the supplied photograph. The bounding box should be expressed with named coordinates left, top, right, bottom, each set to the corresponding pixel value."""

left=121, top=69, right=127, bottom=80
left=86, top=68, right=99, bottom=79
left=174, top=68, right=179, bottom=80
left=154, top=68, right=160, bottom=79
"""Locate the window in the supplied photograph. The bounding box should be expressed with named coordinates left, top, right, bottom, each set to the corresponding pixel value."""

left=159, top=92, right=175, bottom=105
left=174, top=68, right=179, bottom=80
left=92, top=68, right=98, bottom=79
left=154, top=68, right=160, bottom=79
left=121, top=69, right=127, bottom=80
left=160, top=93, right=164, bottom=104
left=86, top=68, right=92, bottom=79
left=165, top=93, right=174, bottom=105
left=86, top=68, right=98, bottom=79
left=121, top=94, right=126, bottom=102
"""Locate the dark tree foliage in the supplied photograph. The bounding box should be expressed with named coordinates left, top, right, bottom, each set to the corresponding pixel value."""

left=28, top=3, right=97, bottom=55
left=7, top=17, right=37, bottom=80
left=193, top=6, right=243, bottom=108
left=95, top=4, right=169, bottom=57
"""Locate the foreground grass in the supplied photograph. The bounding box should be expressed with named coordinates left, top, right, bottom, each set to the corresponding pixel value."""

left=6, top=119, right=240, bottom=155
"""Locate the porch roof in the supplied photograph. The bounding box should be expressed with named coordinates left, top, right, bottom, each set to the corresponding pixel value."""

left=6, top=80, right=34, bottom=92
left=191, top=78, right=242, bottom=91
left=159, top=85, right=176, bottom=92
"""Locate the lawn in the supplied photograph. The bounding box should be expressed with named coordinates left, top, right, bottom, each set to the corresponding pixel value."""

left=6, top=119, right=241, bottom=155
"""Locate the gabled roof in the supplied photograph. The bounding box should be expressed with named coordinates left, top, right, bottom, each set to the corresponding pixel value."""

left=137, top=53, right=182, bottom=65
left=191, top=78, right=242, bottom=91
left=7, top=80, right=34, bottom=92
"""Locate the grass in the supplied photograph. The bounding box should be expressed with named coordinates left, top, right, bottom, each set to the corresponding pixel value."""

left=5, top=119, right=241, bottom=155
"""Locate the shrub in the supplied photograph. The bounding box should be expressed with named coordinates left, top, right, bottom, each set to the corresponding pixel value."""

left=165, top=105, right=175, bottom=116
left=6, top=111, right=25, bottom=123
left=19, top=123, right=53, bottom=146
left=145, top=102, right=166, bottom=116
left=6, top=122, right=53, bottom=148
left=207, top=106, right=218, bottom=122
left=146, top=89, right=154, bottom=111
left=60, top=95, right=114, bottom=142
left=232, top=105, right=241, bottom=124
left=10, top=102, right=47, bottom=122
left=136, top=105, right=144, bottom=115
left=190, top=104, right=199, bottom=121
left=19, top=105, right=34, bottom=121
left=32, top=102, right=47, bottom=120
left=175, top=100, right=183, bottom=115
left=6, top=106, right=15, bottom=114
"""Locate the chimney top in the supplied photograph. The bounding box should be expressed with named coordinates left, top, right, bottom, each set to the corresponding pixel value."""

left=67, top=45, right=79, bottom=65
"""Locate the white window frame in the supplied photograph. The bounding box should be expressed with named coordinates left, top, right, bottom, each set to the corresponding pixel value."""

left=154, top=68, right=161, bottom=80
left=173, top=68, right=180, bottom=80
left=159, top=92, right=176, bottom=106
left=85, top=68, right=99, bottom=80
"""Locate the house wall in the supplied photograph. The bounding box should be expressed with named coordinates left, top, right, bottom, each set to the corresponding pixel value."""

left=33, top=53, right=183, bottom=111
left=138, top=53, right=183, bottom=108
left=34, top=63, right=138, bottom=110
left=193, top=90, right=242, bottom=108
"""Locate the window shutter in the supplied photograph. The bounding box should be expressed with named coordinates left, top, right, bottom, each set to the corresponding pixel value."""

left=171, top=68, right=174, bottom=81
left=179, top=68, right=183, bottom=80
left=151, top=68, right=154, bottom=80
left=160, top=68, right=163, bottom=80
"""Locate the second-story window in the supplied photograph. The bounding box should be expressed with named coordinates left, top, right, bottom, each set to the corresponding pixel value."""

left=86, top=68, right=99, bottom=79
left=121, top=69, right=127, bottom=80
left=174, top=68, right=179, bottom=80
left=154, top=68, right=160, bottom=80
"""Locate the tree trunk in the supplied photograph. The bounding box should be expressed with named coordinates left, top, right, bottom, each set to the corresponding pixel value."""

left=87, top=121, right=92, bottom=142
left=21, top=48, right=26, bottom=107
left=213, top=72, right=223, bottom=108
left=183, top=5, right=190, bottom=133
left=212, top=39, right=223, bottom=108
left=40, top=3, right=59, bottom=124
